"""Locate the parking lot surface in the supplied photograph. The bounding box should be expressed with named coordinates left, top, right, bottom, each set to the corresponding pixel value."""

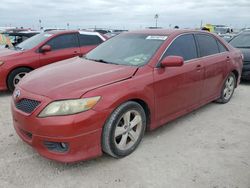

left=0, top=83, right=250, bottom=188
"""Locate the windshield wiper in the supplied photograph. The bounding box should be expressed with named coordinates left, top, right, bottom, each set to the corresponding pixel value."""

left=85, top=58, right=119, bottom=65
left=235, top=46, right=250, bottom=49
left=14, top=46, right=24, bottom=51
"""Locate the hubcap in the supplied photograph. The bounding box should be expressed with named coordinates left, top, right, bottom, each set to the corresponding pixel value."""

left=114, top=110, right=142, bottom=151
left=13, top=72, right=27, bottom=87
left=223, top=76, right=235, bottom=100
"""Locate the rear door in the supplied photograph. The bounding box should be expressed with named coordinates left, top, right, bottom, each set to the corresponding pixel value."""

left=39, top=33, right=80, bottom=67
left=154, top=34, right=204, bottom=124
left=195, top=34, right=229, bottom=101
left=78, top=33, right=104, bottom=55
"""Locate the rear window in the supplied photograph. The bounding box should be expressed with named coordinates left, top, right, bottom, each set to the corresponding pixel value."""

left=196, top=34, right=220, bottom=57
left=79, top=34, right=103, bottom=46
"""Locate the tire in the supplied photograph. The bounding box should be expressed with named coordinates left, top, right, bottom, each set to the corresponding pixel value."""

left=216, top=72, right=236, bottom=104
left=102, top=101, right=147, bottom=158
left=7, top=67, right=32, bottom=92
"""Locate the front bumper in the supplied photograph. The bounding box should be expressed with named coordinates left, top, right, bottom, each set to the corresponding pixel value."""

left=0, top=67, right=8, bottom=91
left=11, top=88, right=110, bottom=163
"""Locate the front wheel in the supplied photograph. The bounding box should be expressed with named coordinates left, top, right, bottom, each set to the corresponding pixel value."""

left=7, top=67, right=32, bottom=92
left=216, top=73, right=236, bottom=104
left=102, top=101, right=146, bottom=158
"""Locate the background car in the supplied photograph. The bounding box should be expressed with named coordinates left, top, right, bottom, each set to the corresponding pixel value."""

left=11, top=29, right=243, bottom=163
left=229, top=31, right=250, bottom=80
left=4, top=31, right=40, bottom=46
left=0, top=30, right=106, bottom=91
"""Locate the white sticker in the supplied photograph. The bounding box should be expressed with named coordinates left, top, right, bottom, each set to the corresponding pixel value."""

left=146, top=36, right=168, bottom=40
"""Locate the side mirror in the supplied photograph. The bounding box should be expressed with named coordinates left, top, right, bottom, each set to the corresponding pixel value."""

left=161, top=56, right=184, bottom=67
left=40, top=45, right=51, bottom=53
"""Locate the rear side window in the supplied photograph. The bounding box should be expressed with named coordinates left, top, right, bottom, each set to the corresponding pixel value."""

left=46, top=34, right=78, bottom=50
left=79, top=34, right=103, bottom=46
left=217, top=41, right=228, bottom=52
left=196, top=34, right=220, bottom=57
left=162, top=34, right=198, bottom=61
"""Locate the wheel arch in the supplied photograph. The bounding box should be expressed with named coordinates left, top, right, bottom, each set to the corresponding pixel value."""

left=231, top=69, right=239, bottom=88
left=127, top=98, right=151, bottom=131
left=6, top=66, right=34, bottom=88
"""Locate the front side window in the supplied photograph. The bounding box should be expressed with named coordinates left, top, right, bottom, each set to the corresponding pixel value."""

left=46, top=34, right=78, bottom=50
left=217, top=41, right=228, bottom=52
left=16, top=33, right=53, bottom=50
left=162, top=34, right=198, bottom=61
left=196, top=34, right=220, bottom=57
left=85, top=34, right=166, bottom=66
left=79, top=34, right=103, bottom=46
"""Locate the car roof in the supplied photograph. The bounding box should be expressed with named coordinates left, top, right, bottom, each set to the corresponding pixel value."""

left=46, top=30, right=106, bottom=40
left=128, top=29, right=210, bottom=36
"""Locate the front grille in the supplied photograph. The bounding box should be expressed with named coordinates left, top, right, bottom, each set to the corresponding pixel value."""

left=15, top=98, right=41, bottom=114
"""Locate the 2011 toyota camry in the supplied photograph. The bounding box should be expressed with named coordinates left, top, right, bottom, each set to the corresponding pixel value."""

left=11, top=29, right=243, bottom=163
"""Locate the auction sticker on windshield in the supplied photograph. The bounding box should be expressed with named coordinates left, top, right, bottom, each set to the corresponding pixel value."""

left=146, top=36, right=168, bottom=40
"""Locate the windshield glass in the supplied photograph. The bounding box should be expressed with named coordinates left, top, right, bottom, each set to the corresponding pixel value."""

left=215, top=27, right=230, bottom=34
left=85, top=34, right=167, bottom=66
left=229, top=33, right=250, bottom=48
left=16, top=33, right=53, bottom=50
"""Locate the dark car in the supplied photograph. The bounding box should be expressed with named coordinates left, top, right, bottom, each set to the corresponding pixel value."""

left=229, top=31, right=250, bottom=80
left=5, top=32, right=40, bottom=46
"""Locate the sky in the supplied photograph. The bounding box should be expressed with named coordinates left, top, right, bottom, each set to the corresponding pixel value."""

left=0, top=0, right=249, bottom=30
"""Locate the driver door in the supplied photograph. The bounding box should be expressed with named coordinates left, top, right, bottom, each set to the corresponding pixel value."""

left=39, top=33, right=80, bottom=67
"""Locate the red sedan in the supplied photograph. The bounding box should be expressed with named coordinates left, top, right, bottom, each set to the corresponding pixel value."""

left=0, top=30, right=106, bottom=91
left=11, top=29, right=243, bottom=163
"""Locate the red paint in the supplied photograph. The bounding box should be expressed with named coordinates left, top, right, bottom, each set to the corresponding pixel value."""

left=0, top=30, right=106, bottom=91
left=11, top=30, right=243, bottom=162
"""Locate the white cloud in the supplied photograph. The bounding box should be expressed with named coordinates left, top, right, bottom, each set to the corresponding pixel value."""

left=0, top=0, right=249, bottom=29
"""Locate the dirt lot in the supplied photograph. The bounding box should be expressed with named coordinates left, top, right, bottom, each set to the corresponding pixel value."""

left=0, top=83, right=250, bottom=188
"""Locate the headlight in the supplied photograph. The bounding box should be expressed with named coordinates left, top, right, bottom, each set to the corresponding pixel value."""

left=0, top=61, right=4, bottom=66
left=38, top=96, right=101, bottom=117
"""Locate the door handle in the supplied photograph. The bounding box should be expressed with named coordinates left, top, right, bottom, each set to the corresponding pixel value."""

left=196, top=64, right=202, bottom=71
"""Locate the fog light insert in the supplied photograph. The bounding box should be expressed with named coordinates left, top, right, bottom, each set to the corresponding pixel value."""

left=44, top=141, right=69, bottom=153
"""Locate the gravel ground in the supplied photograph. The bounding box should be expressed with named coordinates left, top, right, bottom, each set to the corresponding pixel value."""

left=0, top=83, right=250, bottom=188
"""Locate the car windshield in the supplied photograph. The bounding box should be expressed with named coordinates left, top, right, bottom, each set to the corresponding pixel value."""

left=15, top=33, right=53, bottom=50
left=85, top=34, right=167, bottom=66
left=215, top=27, right=230, bottom=34
left=229, top=33, right=250, bottom=48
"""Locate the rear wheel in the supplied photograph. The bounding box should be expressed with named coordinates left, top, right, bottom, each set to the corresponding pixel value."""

left=216, top=73, right=236, bottom=104
left=102, top=101, right=146, bottom=158
left=7, top=67, right=32, bottom=92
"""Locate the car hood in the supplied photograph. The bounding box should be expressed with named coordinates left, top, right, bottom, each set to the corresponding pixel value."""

left=0, top=48, right=23, bottom=59
left=19, top=57, right=138, bottom=99
left=238, top=48, right=250, bottom=62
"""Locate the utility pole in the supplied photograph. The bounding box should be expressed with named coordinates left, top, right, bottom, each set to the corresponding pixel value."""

left=39, top=19, right=42, bottom=30
left=154, top=14, right=159, bottom=28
